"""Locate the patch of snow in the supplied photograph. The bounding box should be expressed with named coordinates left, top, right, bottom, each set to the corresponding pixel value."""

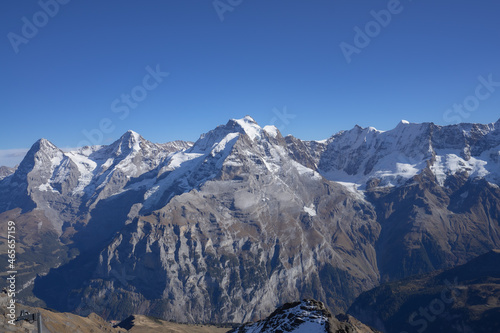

left=374, top=162, right=420, bottom=180
left=144, top=185, right=160, bottom=200
left=367, top=126, right=383, bottom=132
left=211, top=133, right=240, bottom=156
left=292, top=161, right=322, bottom=180
left=102, top=158, right=114, bottom=169
left=223, top=159, right=244, bottom=167
left=50, top=154, right=63, bottom=166
left=431, top=149, right=492, bottom=186
left=304, top=204, right=316, bottom=217
left=336, top=181, right=366, bottom=201
left=322, top=159, right=412, bottom=189
left=39, top=183, right=55, bottom=192
left=164, top=152, right=204, bottom=172
left=263, top=125, right=279, bottom=138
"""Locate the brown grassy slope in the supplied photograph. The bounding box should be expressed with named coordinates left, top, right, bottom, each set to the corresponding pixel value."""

left=118, top=314, right=232, bottom=333
left=0, top=294, right=231, bottom=333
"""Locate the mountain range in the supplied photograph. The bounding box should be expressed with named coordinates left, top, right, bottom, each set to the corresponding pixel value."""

left=1, top=116, right=499, bottom=325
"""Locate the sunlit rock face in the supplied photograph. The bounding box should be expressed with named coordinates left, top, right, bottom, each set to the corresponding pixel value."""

left=2, top=117, right=500, bottom=323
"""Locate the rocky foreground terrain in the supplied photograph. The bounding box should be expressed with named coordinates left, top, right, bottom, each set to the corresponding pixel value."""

left=1, top=116, right=499, bottom=324
left=229, top=299, right=379, bottom=333
left=0, top=293, right=232, bottom=333
left=0, top=294, right=376, bottom=333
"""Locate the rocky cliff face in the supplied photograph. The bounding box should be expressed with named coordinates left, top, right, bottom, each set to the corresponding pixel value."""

left=69, top=117, right=381, bottom=322
left=1, top=116, right=499, bottom=324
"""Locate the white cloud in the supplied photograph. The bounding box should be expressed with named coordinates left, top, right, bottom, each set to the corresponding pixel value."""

left=0, top=149, right=29, bottom=167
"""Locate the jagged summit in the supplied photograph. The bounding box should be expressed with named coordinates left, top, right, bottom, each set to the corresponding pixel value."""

left=122, top=129, right=141, bottom=141
left=16, top=137, right=63, bottom=173
left=35, top=137, right=58, bottom=149
left=108, top=129, right=142, bottom=155
left=112, top=129, right=142, bottom=146
left=231, top=299, right=378, bottom=333
left=22, top=138, right=60, bottom=159
left=192, top=116, right=267, bottom=153
left=231, top=115, right=263, bottom=141
left=239, top=115, right=257, bottom=123
left=200, top=116, right=280, bottom=145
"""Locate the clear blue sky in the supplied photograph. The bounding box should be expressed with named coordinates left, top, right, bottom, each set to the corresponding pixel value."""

left=1, top=0, right=499, bottom=166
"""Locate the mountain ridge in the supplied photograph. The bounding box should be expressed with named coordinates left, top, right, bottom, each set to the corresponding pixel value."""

left=1, top=116, right=499, bottom=324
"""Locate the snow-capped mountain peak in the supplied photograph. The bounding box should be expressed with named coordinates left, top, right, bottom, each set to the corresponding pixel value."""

left=16, top=138, right=63, bottom=174
left=232, top=115, right=263, bottom=141
left=190, top=116, right=266, bottom=154
left=123, top=129, right=141, bottom=142
left=108, top=129, right=142, bottom=156
left=314, top=119, right=500, bottom=189
left=36, top=138, right=58, bottom=150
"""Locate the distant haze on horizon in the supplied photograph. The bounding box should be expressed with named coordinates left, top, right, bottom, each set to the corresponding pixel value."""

left=1, top=0, right=499, bottom=166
